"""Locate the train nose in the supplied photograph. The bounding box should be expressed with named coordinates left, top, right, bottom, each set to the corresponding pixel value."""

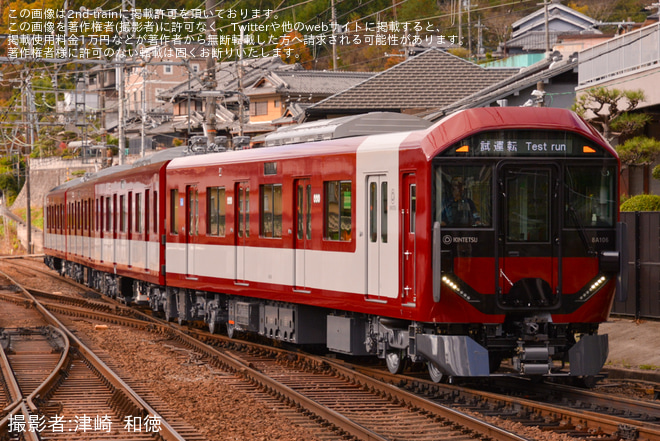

left=507, top=278, right=553, bottom=307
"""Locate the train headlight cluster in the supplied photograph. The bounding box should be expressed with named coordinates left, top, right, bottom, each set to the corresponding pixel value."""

left=578, top=275, right=608, bottom=302
left=441, top=275, right=475, bottom=302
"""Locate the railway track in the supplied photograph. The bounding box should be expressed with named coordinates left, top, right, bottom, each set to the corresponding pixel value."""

left=4, top=256, right=660, bottom=440
left=351, top=362, right=660, bottom=440
left=2, top=257, right=527, bottom=441
left=0, top=268, right=201, bottom=440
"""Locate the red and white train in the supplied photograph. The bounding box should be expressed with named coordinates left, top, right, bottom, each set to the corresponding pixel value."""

left=44, top=107, right=627, bottom=382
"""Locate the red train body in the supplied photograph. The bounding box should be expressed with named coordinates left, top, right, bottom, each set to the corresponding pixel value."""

left=44, top=108, right=626, bottom=381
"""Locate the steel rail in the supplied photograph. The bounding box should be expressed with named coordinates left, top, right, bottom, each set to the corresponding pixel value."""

left=0, top=333, right=22, bottom=411
left=31, top=290, right=393, bottom=440
left=319, top=357, right=532, bottom=441
left=0, top=270, right=69, bottom=440
left=19, top=275, right=528, bottom=441
left=356, top=364, right=660, bottom=440
left=169, top=328, right=390, bottom=441
left=0, top=268, right=187, bottom=441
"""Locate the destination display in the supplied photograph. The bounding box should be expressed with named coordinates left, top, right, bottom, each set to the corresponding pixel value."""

left=446, top=130, right=608, bottom=157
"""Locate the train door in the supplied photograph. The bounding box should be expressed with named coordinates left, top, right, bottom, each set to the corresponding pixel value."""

left=401, top=173, right=417, bottom=304
left=235, top=182, right=249, bottom=284
left=366, top=175, right=390, bottom=300
left=144, top=190, right=150, bottom=271
left=294, top=179, right=311, bottom=291
left=497, top=164, right=560, bottom=307
left=186, top=185, right=199, bottom=277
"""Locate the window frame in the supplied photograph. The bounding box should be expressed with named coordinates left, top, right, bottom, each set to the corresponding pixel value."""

left=324, top=180, right=352, bottom=242
left=260, top=183, right=282, bottom=238
left=207, top=186, right=226, bottom=237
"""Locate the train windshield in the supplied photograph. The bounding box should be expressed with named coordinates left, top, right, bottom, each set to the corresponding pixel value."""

left=434, top=165, right=492, bottom=228
left=565, top=165, right=617, bottom=228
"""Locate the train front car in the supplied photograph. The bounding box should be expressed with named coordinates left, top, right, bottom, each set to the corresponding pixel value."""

left=414, top=107, right=625, bottom=382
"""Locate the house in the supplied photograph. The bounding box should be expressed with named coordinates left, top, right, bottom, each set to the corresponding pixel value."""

left=305, top=48, right=518, bottom=120
left=498, top=0, right=601, bottom=56
left=576, top=21, right=660, bottom=196
left=242, top=69, right=374, bottom=127
left=125, top=44, right=206, bottom=118
left=156, top=57, right=373, bottom=142
left=123, top=44, right=207, bottom=152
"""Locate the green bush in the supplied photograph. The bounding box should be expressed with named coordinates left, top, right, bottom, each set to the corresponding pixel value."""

left=620, top=194, right=660, bottom=211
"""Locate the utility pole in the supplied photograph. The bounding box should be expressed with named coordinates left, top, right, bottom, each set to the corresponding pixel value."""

left=204, top=0, right=217, bottom=145
left=24, top=70, right=36, bottom=254
left=539, top=0, right=550, bottom=54
left=458, top=0, right=462, bottom=46
left=476, top=18, right=486, bottom=59
left=141, top=66, right=147, bottom=157
left=331, top=0, right=338, bottom=71
left=467, top=0, right=472, bottom=59
left=117, top=55, right=125, bottom=164
left=238, top=29, right=245, bottom=138
left=118, top=0, right=135, bottom=164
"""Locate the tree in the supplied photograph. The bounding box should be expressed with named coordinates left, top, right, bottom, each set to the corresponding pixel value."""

left=277, top=30, right=313, bottom=65
left=573, top=87, right=651, bottom=142
left=617, top=136, right=660, bottom=169
left=617, top=136, right=660, bottom=195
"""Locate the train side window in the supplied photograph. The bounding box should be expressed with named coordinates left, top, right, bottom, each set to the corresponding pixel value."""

left=153, top=190, right=158, bottom=234
left=135, top=192, right=143, bottom=233
left=306, top=184, right=312, bottom=240
left=260, top=184, right=282, bottom=238
left=410, top=184, right=416, bottom=234
left=128, top=192, right=133, bottom=233
left=187, top=186, right=199, bottom=236
left=381, top=182, right=388, bottom=242
left=325, top=180, right=352, bottom=241
left=120, top=195, right=126, bottom=232
left=105, top=197, right=111, bottom=232
left=297, top=184, right=312, bottom=240
left=98, top=198, right=102, bottom=232
left=113, top=195, right=117, bottom=233
left=170, top=189, right=179, bottom=234
left=207, top=187, right=226, bottom=237
left=144, top=190, right=150, bottom=234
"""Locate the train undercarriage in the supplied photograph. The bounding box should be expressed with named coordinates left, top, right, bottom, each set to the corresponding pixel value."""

left=46, top=256, right=608, bottom=384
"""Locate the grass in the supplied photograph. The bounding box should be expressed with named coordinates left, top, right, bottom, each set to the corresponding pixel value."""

left=11, top=206, right=44, bottom=230
left=639, top=364, right=660, bottom=371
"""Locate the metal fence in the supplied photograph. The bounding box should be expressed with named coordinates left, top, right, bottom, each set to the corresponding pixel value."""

left=579, top=22, right=660, bottom=87
left=611, top=212, right=660, bottom=319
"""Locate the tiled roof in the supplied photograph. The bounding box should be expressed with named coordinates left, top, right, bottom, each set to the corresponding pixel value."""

left=158, top=57, right=295, bottom=100
left=243, top=70, right=373, bottom=100
left=430, top=54, right=579, bottom=119
left=307, top=49, right=517, bottom=114
left=267, top=70, right=374, bottom=96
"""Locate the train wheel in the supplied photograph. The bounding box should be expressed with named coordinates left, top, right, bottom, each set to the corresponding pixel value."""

left=227, top=322, right=236, bottom=339
left=164, top=294, right=176, bottom=322
left=208, top=310, right=218, bottom=334
left=385, top=350, right=405, bottom=374
left=575, top=375, right=597, bottom=389
left=428, top=361, right=445, bottom=383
